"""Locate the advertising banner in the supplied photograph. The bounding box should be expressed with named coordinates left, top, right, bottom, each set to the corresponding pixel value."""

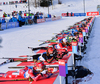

left=72, top=41, right=78, bottom=54
left=62, top=13, right=67, bottom=17
left=74, top=13, right=86, bottom=16
left=11, top=22, right=16, bottom=28
left=45, top=18, right=52, bottom=22
left=7, top=22, right=19, bottom=29
left=86, top=11, right=99, bottom=16
left=79, top=33, right=83, bottom=43
left=15, top=22, right=19, bottom=27
left=1, top=23, right=6, bottom=30
left=37, top=18, right=45, bottom=23
left=52, top=16, right=61, bottom=21
left=82, top=29, right=86, bottom=37
left=59, top=60, right=68, bottom=77
left=62, top=13, right=74, bottom=17
left=7, top=22, right=12, bottom=29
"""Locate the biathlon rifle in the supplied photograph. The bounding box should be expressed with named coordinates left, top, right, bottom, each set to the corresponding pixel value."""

left=38, top=40, right=57, bottom=46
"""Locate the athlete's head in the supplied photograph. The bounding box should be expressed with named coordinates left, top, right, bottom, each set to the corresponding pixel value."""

left=24, top=66, right=28, bottom=70
left=36, top=61, right=45, bottom=71
left=62, top=38, right=67, bottom=44
left=47, top=47, right=54, bottom=54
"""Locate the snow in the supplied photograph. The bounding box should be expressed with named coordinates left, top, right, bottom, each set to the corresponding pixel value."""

left=0, top=0, right=100, bottom=17
left=81, top=16, right=100, bottom=84
left=0, top=0, right=100, bottom=84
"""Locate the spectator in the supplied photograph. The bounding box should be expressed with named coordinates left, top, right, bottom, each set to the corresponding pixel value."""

left=24, top=13, right=26, bottom=16
left=18, top=14, right=25, bottom=27
left=37, top=15, right=39, bottom=19
left=0, top=18, right=1, bottom=30
left=33, top=14, right=37, bottom=24
left=19, top=11, right=22, bottom=16
left=3, top=12, right=7, bottom=17
left=12, top=16, right=18, bottom=22
left=7, top=14, right=10, bottom=17
left=39, top=15, right=43, bottom=19
left=66, top=12, right=69, bottom=17
left=71, top=12, right=73, bottom=16
left=0, top=18, right=1, bottom=24
left=9, top=18, right=13, bottom=22
left=15, top=5, right=17, bottom=8
left=2, top=18, right=6, bottom=23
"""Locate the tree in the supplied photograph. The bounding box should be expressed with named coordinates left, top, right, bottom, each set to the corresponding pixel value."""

left=58, top=0, right=62, bottom=4
left=40, top=0, right=52, bottom=7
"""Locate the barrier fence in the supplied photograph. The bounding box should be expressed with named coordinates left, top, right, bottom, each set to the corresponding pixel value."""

left=0, top=22, right=19, bottom=30
left=0, top=16, right=61, bottom=31
left=62, top=11, right=99, bottom=17
left=0, top=11, right=98, bottom=31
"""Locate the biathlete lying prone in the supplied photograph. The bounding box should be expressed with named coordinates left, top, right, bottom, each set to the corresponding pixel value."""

left=1, top=61, right=58, bottom=82
left=28, top=39, right=69, bottom=63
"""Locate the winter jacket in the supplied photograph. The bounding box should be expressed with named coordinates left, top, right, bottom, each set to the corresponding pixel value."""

left=9, top=18, right=13, bottom=22
left=12, top=17, right=18, bottom=22
left=2, top=19, right=6, bottom=23
left=18, top=15, right=25, bottom=22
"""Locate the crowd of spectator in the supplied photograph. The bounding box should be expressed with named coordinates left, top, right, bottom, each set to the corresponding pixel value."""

left=1, top=11, right=52, bottom=27
left=0, top=0, right=27, bottom=5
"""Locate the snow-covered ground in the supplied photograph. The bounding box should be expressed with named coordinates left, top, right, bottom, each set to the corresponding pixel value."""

left=0, top=0, right=100, bottom=17
left=0, top=0, right=100, bottom=84
left=81, top=16, right=100, bottom=84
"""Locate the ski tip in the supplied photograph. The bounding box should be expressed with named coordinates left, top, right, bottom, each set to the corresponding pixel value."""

left=28, top=47, right=33, bottom=49
left=39, top=44, right=42, bottom=46
left=28, top=47, right=32, bottom=49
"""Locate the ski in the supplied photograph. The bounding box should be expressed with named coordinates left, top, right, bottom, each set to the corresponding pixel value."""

left=19, top=55, right=33, bottom=57
left=8, top=66, right=57, bottom=69
left=0, top=59, right=12, bottom=66
left=8, top=66, right=25, bottom=69
left=38, top=40, right=57, bottom=46
left=28, top=46, right=47, bottom=51
left=38, top=40, right=50, bottom=46
left=8, top=65, right=74, bottom=69
left=0, top=78, right=29, bottom=82
left=0, top=57, right=28, bottom=66
left=0, top=57, right=27, bottom=61
left=19, top=54, right=41, bottom=57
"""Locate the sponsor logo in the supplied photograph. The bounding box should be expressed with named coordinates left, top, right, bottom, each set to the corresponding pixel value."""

left=72, top=42, right=77, bottom=46
left=59, top=60, right=65, bottom=66
left=79, top=34, right=83, bottom=37
left=62, top=13, right=67, bottom=17
left=87, top=12, right=99, bottom=16
left=37, top=19, right=45, bottom=23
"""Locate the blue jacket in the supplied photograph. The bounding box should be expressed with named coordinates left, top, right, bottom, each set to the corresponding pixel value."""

left=18, top=15, right=25, bottom=22
left=0, top=19, right=1, bottom=23
left=18, top=15, right=23, bottom=21
left=9, top=18, right=12, bottom=22
left=12, top=17, right=18, bottom=22
left=2, top=19, right=6, bottom=23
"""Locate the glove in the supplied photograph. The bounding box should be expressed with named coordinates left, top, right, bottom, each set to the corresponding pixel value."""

left=41, top=70, right=47, bottom=75
left=52, top=68, right=57, bottom=73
